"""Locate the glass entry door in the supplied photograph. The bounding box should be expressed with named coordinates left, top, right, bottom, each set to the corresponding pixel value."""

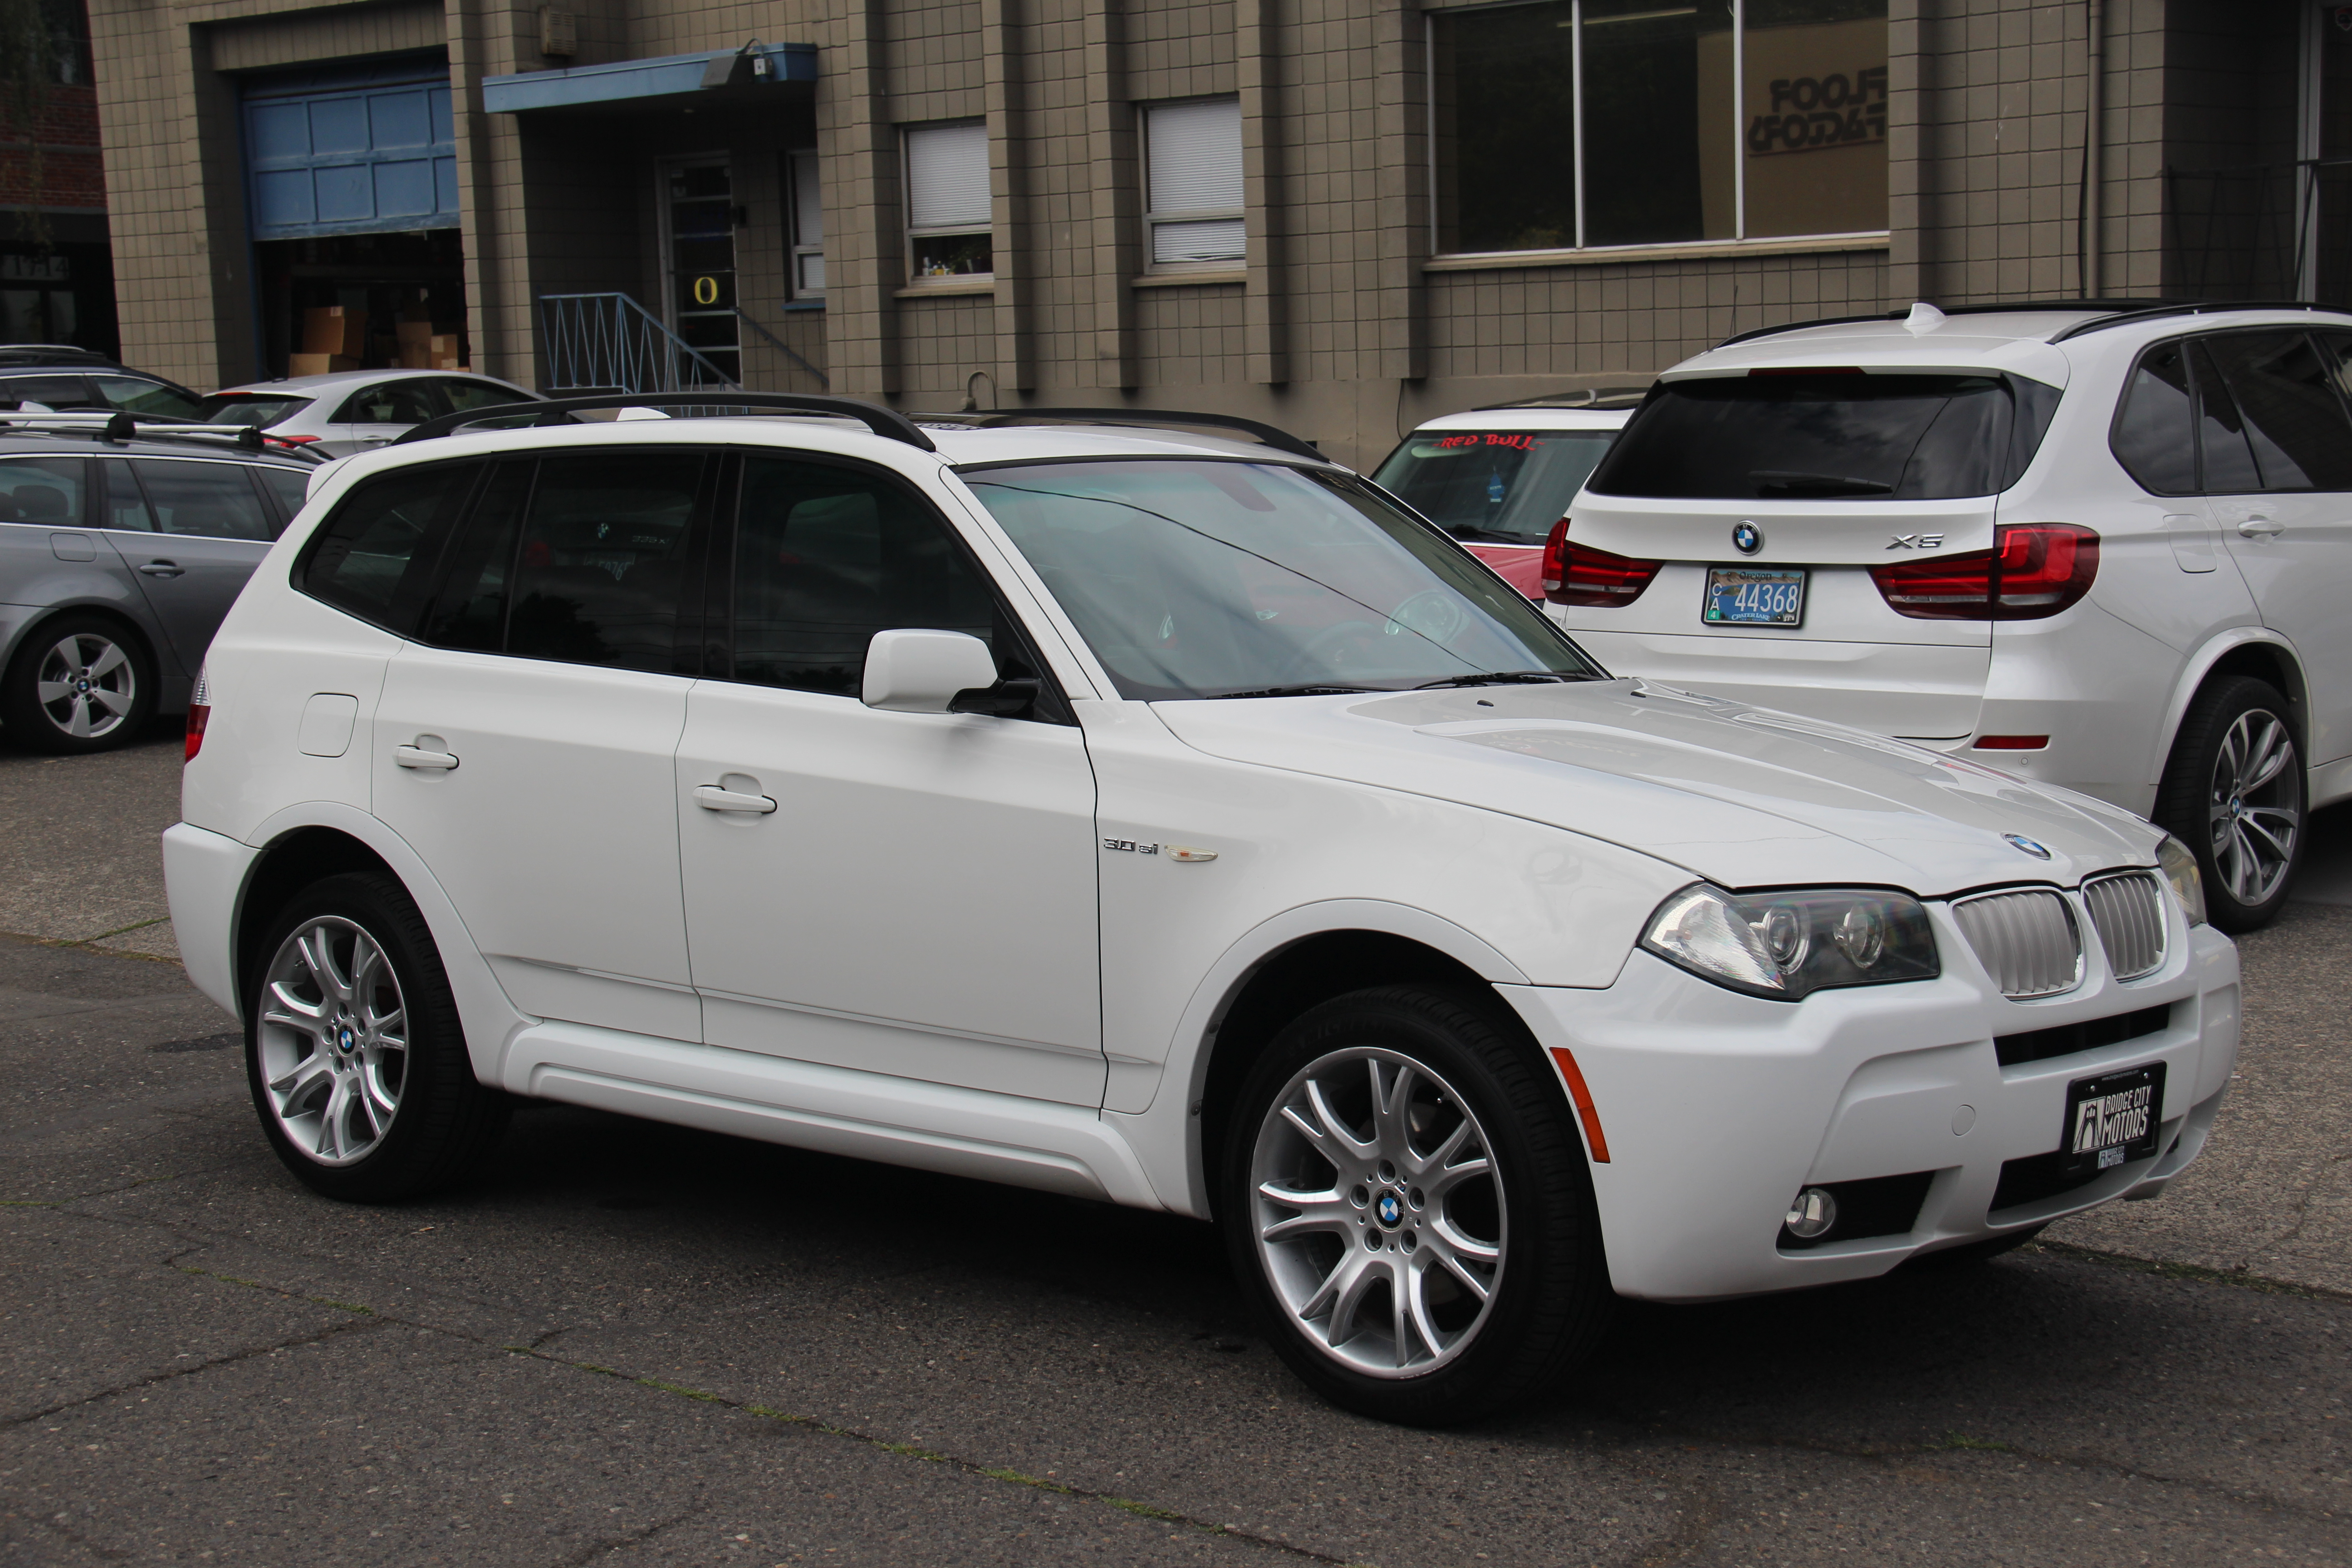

left=662, top=158, right=740, bottom=382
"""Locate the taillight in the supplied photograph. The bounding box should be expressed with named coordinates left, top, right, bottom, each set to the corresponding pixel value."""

left=263, top=432, right=322, bottom=450
left=1540, top=518, right=1664, bottom=608
left=1871, top=524, right=2099, bottom=620
left=185, top=667, right=209, bottom=761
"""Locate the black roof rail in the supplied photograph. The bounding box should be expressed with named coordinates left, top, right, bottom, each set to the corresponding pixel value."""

left=1469, top=386, right=1651, bottom=411
left=2048, top=298, right=2352, bottom=342
left=393, top=392, right=937, bottom=451
left=1715, top=299, right=2181, bottom=350
left=913, top=406, right=1326, bottom=463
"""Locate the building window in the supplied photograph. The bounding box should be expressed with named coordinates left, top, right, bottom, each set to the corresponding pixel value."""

left=1430, top=0, right=1886, bottom=256
left=903, top=121, right=992, bottom=282
left=1143, top=98, right=1245, bottom=272
left=788, top=148, right=825, bottom=300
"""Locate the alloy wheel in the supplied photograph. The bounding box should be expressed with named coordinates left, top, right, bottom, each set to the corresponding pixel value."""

left=32, top=632, right=136, bottom=741
left=2205, top=707, right=2300, bottom=909
left=1250, top=1048, right=1505, bottom=1377
left=256, top=916, right=409, bottom=1166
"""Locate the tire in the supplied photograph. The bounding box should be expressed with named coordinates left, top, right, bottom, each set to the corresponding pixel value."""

left=245, top=872, right=510, bottom=1202
left=2156, top=676, right=2304, bottom=932
left=0, top=614, right=156, bottom=755
left=1903, top=1224, right=2044, bottom=1270
left=1220, top=985, right=1612, bottom=1426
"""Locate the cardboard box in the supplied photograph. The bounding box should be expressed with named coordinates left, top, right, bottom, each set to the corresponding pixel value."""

left=397, top=348, right=434, bottom=370
left=433, top=356, right=462, bottom=371
left=288, top=353, right=359, bottom=377
left=430, top=333, right=461, bottom=356
left=300, top=306, right=368, bottom=358
left=396, top=321, right=436, bottom=350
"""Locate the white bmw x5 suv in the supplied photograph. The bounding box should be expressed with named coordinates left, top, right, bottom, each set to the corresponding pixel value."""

left=1547, top=299, right=2352, bottom=931
left=164, top=393, right=2239, bottom=1426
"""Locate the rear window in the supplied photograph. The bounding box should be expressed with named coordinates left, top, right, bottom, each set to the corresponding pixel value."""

left=195, top=393, right=313, bottom=429
left=1588, top=373, right=2062, bottom=501
left=1370, top=429, right=1617, bottom=545
left=300, top=462, right=481, bottom=632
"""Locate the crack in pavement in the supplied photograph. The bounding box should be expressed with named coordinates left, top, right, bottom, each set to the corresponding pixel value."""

left=0, top=1315, right=379, bottom=1430
left=0, top=1083, right=245, bottom=1147
left=2258, top=1147, right=2352, bottom=1253
left=544, top=1510, right=691, bottom=1567
left=2038, top=1239, right=2352, bottom=1303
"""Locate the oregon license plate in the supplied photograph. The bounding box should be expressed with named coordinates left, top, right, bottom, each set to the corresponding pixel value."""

left=1703, top=567, right=1807, bottom=626
left=2060, top=1062, right=2166, bottom=1177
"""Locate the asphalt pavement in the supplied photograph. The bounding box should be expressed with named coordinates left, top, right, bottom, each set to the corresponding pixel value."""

left=0, top=728, right=2346, bottom=1566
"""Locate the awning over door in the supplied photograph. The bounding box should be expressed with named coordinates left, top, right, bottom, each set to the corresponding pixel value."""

left=241, top=58, right=459, bottom=241
left=481, top=43, right=815, bottom=115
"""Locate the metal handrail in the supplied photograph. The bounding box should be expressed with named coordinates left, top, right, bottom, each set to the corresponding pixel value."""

left=537, top=292, right=740, bottom=395
left=732, top=305, right=829, bottom=390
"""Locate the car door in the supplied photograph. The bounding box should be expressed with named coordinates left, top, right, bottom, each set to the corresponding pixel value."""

left=328, top=379, right=447, bottom=452
left=0, top=452, right=154, bottom=646
left=96, top=457, right=281, bottom=678
left=371, top=449, right=712, bottom=1043
left=673, top=451, right=1105, bottom=1106
left=2195, top=331, right=2352, bottom=767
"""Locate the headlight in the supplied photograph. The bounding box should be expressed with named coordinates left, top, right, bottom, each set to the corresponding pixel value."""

left=1641, top=884, right=1940, bottom=1000
left=2156, top=834, right=2207, bottom=928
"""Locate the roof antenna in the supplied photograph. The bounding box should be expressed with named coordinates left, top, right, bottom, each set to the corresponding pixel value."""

left=1903, top=301, right=1946, bottom=335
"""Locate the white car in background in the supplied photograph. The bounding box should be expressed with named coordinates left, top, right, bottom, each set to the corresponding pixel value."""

left=194, top=368, right=543, bottom=458
left=1368, top=394, right=1638, bottom=599
left=1550, top=301, right=2352, bottom=931
left=165, top=394, right=2236, bottom=1426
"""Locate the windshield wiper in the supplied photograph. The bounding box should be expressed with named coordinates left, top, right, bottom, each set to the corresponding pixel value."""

left=1209, top=684, right=1378, bottom=700
left=1413, top=671, right=1594, bottom=689
left=1750, top=470, right=1893, bottom=497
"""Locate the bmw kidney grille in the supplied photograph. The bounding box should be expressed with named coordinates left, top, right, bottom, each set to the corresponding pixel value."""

left=2081, top=871, right=2167, bottom=981
left=1951, top=889, right=2083, bottom=998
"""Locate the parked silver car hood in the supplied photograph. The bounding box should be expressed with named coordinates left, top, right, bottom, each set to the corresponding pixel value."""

left=1151, top=678, right=2160, bottom=896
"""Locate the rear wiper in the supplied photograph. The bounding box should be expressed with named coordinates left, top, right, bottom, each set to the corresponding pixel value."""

left=1414, top=671, right=1595, bottom=689
left=1750, top=470, right=1893, bottom=497
left=1210, top=684, right=1377, bottom=699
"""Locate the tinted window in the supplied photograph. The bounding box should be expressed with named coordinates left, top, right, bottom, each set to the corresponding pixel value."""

left=2112, top=343, right=2197, bottom=494
left=506, top=454, right=703, bottom=671
left=89, top=375, right=203, bottom=419
left=195, top=394, right=312, bottom=429
left=733, top=457, right=995, bottom=696
left=0, top=374, right=92, bottom=409
left=420, top=460, right=532, bottom=654
left=2188, top=342, right=2263, bottom=495
left=255, top=465, right=311, bottom=520
left=2202, top=332, right=2352, bottom=491
left=133, top=460, right=274, bottom=540
left=303, top=462, right=481, bottom=631
left=0, top=456, right=85, bottom=524
left=333, top=381, right=442, bottom=425
left=966, top=460, right=1596, bottom=700
left=100, top=458, right=154, bottom=531
left=1588, top=374, right=2042, bottom=500
left=1371, top=429, right=1617, bottom=544
left=439, top=379, right=524, bottom=414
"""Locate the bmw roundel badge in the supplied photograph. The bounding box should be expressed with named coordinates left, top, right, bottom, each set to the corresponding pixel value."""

left=1375, top=1192, right=1402, bottom=1227
left=1732, top=520, right=1763, bottom=555
left=2003, top=833, right=2053, bottom=859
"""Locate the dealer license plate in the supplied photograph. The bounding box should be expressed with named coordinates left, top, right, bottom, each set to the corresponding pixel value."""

left=1703, top=567, right=1807, bottom=626
left=2060, top=1062, right=2166, bottom=1177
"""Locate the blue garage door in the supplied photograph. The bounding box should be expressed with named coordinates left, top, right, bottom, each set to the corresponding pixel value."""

left=243, top=59, right=460, bottom=240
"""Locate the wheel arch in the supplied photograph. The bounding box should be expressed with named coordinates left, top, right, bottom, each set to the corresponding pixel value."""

left=2, top=599, right=167, bottom=688
left=1170, top=904, right=1537, bottom=1222
left=2151, top=629, right=2307, bottom=786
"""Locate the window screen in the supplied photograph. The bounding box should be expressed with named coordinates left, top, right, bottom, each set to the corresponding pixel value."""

left=732, top=456, right=995, bottom=696
left=2200, top=332, right=2352, bottom=492
left=506, top=454, right=704, bottom=671
left=0, top=456, right=85, bottom=524
left=2111, top=343, right=2197, bottom=495
left=1146, top=98, right=1245, bottom=268
left=302, top=462, right=481, bottom=632
left=905, top=122, right=992, bottom=280
left=133, top=460, right=275, bottom=540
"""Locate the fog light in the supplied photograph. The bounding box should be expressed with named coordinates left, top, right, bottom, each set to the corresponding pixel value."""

left=1784, top=1186, right=1838, bottom=1240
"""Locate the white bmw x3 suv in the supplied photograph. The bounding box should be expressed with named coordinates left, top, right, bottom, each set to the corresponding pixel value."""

left=163, top=393, right=2238, bottom=1426
left=1547, top=299, right=2352, bottom=931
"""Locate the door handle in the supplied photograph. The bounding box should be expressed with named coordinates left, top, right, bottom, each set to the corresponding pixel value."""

left=393, top=744, right=460, bottom=771
left=692, top=784, right=777, bottom=814
left=2236, top=517, right=2284, bottom=539
left=137, top=560, right=184, bottom=578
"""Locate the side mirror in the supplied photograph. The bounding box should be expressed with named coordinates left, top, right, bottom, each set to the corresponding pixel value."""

left=862, top=628, right=1001, bottom=714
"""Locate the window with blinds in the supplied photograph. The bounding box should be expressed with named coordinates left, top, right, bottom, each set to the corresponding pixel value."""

left=787, top=148, right=824, bottom=300
left=903, top=121, right=993, bottom=283
left=1144, top=98, right=1245, bottom=271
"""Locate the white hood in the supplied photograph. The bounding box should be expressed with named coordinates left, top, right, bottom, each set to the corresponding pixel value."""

left=1151, top=678, right=2161, bottom=897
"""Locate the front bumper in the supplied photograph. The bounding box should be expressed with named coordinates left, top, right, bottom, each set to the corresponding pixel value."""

left=1498, top=905, right=2238, bottom=1302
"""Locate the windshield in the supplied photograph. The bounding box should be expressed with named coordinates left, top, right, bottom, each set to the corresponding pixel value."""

left=1588, top=373, right=2062, bottom=500
left=962, top=459, right=1602, bottom=700
left=1371, top=428, right=1617, bottom=544
left=194, top=394, right=314, bottom=429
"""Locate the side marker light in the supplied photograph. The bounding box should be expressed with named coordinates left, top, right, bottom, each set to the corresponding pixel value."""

left=1546, top=1046, right=1611, bottom=1163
